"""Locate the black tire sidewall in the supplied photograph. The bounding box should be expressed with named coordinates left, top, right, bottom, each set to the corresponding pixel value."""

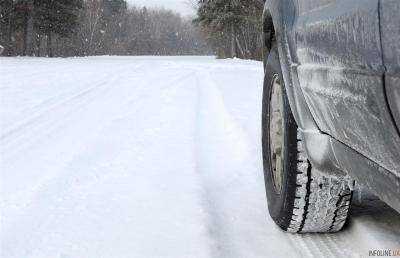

left=262, top=44, right=299, bottom=230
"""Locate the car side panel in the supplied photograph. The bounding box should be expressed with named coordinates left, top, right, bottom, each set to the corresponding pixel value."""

left=295, top=0, right=383, bottom=70
left=380, top=0, right=400, bottom=134
left=293, top=0, right=400, bottom=176
left=380, top=0, right=400, bottom=75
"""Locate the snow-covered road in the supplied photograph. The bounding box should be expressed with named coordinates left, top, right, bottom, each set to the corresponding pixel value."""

left=1, top=56, right=399, bottom=258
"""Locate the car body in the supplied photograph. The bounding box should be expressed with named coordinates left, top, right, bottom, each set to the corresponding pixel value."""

left=262, top=0, right=400, bottom=213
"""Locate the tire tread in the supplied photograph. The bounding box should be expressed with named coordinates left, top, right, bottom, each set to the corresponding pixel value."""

left=286, top=131, right=352, bottom=233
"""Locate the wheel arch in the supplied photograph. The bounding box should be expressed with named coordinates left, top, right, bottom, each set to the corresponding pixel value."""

left=262, top=1, right=347, bottom=177
left=262, top=1, right=318, bottom=132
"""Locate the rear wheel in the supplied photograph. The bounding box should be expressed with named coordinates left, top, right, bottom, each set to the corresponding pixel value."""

left=262, top=43, right=353, bottom=233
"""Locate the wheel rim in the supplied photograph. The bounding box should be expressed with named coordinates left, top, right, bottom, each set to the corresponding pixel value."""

left=269, top=74, right=284, bottom=193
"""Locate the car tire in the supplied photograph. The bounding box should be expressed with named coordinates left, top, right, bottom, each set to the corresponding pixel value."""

left=262, top=43, right=353, bottom=233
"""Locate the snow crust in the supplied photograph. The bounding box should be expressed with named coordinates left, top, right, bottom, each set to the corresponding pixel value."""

left=1, top=56, right=399, bottom=258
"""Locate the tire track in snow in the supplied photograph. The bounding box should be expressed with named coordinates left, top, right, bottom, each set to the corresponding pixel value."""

left=1, top=79, right=109, bottom=139
left=0, top=79, right=114, bottom=158
left=0, top=63, right=153, bottom=158
left=1, top=63, right=147, bottom=139
left=289, top=233, right=359, bottom=258
left=0, top=65, right=199, bottom=216
left=193, top=69, right=299, bottom=258
left=1, top=63, right=146, bottom=132
left=1, top=64, right=213, bottom=258
left=324, top=234, right=353, bottom=257
left=193, top=70, right=247, bottom=258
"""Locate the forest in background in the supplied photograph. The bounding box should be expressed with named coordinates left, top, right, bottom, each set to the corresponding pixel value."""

left=0, top=0, right=210, bottom=57
left=0, top=0, right=264, bottom=60
left=195, top=0, right=264, bottom=60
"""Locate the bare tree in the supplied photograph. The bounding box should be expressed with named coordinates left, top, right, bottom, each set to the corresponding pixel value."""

left=2, top=0, right=210, bottom=57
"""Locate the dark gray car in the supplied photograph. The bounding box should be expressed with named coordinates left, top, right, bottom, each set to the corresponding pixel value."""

left=262, top=0, right=400, bottom=233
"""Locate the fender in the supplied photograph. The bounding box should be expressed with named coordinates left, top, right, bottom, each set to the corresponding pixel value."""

left=263, top=0, right=345, bottom=175
left=263, top=0, right=318, bottom=133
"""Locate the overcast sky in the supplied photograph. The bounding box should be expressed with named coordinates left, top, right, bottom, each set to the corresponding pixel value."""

left=126, top=0, right=196, bottom=16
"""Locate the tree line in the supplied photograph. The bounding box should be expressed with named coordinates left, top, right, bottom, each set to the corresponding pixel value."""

left=0, top=0, right=210, bottom=57
left=195, top=0, right=264, bottom=60
left=1, top=0, right=265, bottom=60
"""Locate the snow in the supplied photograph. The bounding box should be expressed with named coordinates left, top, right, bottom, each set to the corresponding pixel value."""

left=1, top=56, right=399, bottom=258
